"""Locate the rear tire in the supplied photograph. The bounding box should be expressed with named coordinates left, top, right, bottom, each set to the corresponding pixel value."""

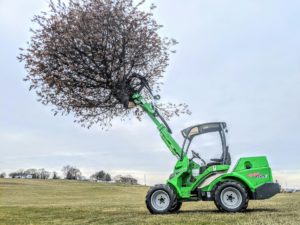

left=169, top=201, right=182, bottom=213
left=214, top=180, right=249, bottom=212
left=145, top=184, right=177, bottom=214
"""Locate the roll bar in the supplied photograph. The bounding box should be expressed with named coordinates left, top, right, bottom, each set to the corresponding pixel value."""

left=181, top=122, right=228, bottom=162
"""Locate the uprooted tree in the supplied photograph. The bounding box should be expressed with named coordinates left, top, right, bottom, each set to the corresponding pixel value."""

left=18, top=0, right=190, bottom=128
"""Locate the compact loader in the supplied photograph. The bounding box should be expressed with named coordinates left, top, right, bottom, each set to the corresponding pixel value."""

left=123, top=75, right=280, bottom=214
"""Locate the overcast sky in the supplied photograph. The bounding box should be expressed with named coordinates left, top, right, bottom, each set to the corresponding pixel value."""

left=1, top=0, right=300, bottom=187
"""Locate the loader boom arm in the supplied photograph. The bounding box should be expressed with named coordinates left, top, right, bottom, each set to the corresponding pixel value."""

left=132, top=93, right=184, bottom=158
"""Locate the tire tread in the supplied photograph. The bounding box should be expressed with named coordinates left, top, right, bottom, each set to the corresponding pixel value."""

left=214, top=180, right=249, bottom=212
left=145, top=184, right=177, bottom=214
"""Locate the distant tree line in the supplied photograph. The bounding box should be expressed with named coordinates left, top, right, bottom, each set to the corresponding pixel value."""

left=8, top=168, right=52, bottom=179
left=1, top=166, right=113, bottom=182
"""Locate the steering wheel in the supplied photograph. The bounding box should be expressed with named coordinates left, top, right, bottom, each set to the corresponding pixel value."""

left=191, top=150, right=206, bottom=165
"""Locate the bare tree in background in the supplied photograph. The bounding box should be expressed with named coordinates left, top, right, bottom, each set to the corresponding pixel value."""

left=24, top=168, right=39, bottom=178
left=18, top=0, right=190, bottom=129
left=38, top=168, right=51, bottom=179
left=52, top=171, right=60, bottom=179
left=62, top=165, right=82, bottom=180
left=9, top=169, right=25, bottom=178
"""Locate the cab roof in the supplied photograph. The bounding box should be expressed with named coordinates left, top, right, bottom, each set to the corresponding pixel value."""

left=181, top=122, right=227, bottom=139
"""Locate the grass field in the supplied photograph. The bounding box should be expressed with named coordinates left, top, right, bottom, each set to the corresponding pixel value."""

left=0, top=179, right=299, bottom=225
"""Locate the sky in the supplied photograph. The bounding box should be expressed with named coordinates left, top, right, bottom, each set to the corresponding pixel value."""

left=0, top=0, right=300, bottom=187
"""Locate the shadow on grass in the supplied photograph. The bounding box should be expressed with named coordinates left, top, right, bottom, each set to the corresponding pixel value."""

left=179, top=208, right=279, bottom=214
left=244, top=208, right=279, bottom=213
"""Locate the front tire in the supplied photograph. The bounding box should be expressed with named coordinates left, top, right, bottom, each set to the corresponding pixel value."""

left=214, top=181, right=249, bottom=212
left=145, top=184, right=177, bottom=214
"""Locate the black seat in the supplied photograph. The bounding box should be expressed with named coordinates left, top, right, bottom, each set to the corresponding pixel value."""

left=206, top=161, right=221, bottom=167
left=207, top=147, right=231, bottom=167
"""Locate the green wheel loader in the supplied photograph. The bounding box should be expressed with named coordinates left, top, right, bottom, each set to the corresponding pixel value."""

left=123, top=75, right=280, bottom=214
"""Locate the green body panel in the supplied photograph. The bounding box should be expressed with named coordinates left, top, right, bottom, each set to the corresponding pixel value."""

left=202, top=156, right=273, bottom=193
left=168, top=156, right=274, bottom=199
left=168, top=162, right=230, bottom=198
left=133, top=93, right=275, bottom=200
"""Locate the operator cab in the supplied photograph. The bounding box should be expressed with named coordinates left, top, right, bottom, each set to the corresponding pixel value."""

left=181, top=122, right=231, bottom=167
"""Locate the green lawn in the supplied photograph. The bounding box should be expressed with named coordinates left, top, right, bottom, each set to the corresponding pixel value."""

left=0, top=179, right=299, bottom=225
